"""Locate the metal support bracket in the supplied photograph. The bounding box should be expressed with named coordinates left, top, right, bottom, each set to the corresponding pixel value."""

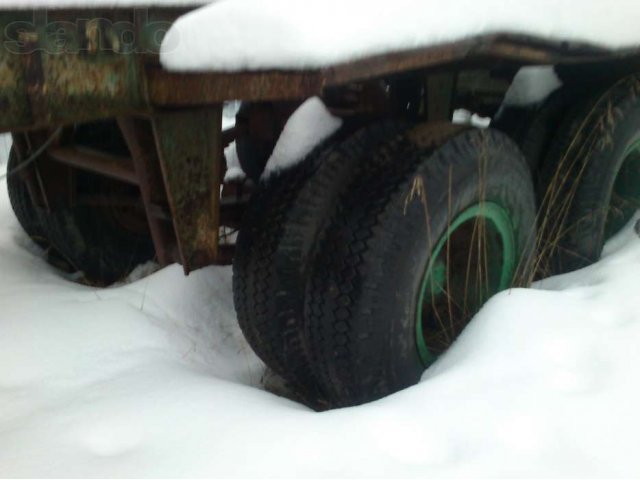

left=151, top=106, right=223, bottom=274
left=118, top=116, right=180, bottom=266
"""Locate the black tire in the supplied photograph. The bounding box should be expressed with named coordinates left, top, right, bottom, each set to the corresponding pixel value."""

left=234, top=103, right=273, bottom=182
left=304, top=128, right=536, bottom=408
left=235, top=102, right=299, bottom=182
left=233, top=161, right=321, bottom=400
left=538, top=74, right=640, bottom=275
left=493, top=86, right=587, bottom=188
left=42, top=121, right=155, bottom=285
left=491, top=106, right=533, bottom=163
left=6, top=147, right=48, bottom=247
left=43, top=175, right=155, bottom=286
left=233, top=121, right=411, bottom=406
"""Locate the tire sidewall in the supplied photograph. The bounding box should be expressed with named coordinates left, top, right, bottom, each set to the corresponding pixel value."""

left=309, top=129, right=535, bottom=404
left=544, top=75, right=640, bottom=271
left=570, top=95, right=640, bottom=263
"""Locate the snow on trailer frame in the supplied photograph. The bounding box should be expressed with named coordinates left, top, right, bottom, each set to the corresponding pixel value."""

left=4, top=5, right=640, bottom=407
left=1, top=7, right=638, bottom=270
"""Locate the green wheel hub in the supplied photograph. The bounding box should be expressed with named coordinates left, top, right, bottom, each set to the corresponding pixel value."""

left=605, top=138, right=640, bottom=240
left=416, top=202, right=517, bottom=366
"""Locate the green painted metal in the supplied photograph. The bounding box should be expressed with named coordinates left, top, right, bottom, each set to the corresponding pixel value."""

left=416, top=202, right=516, bottom=366
left=605, top=138, right=640, bottom=240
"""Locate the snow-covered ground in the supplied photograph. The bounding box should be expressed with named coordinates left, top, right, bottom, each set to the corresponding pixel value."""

left=2, top=136, right=640, bottom=477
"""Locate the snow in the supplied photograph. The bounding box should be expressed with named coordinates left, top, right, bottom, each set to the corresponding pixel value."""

left=0, top=135, right=10, bottom=168
left=452, top=109, right=491, bottom=128
left=222, top=100, right=240, bottom=130
left=221, top=101, right=246, bottom=182
left=3, top=132, right=640, bottom=476
left=223, top=141, right=245, bottom=182
left=261, top=96, right=342, bottom=180
left=502, top=66, right=563, bottom=107
left=161, top=0, right=640, bottom=72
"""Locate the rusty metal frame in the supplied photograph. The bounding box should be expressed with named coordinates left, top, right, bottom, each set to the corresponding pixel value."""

left=117, top=115, right=180, bottom=267
left=151, top=106, right=223, bottom=274
left=145, top=34, right=640, bottom=108
left=2, top=6, right=640, bottom=275
left=47, top=145, right=138, bottom=184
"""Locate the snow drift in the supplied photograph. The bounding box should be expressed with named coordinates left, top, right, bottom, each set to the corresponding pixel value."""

left=2, top=135, right=640, bottom=476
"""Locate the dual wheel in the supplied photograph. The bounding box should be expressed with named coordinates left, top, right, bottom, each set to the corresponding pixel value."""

left=6, top=121, right=155, bottom=286
left=235, top=73, right=640, bottom=409
left=7, top=75, right=640, bottom=409
left=537, top=75, right=640, bottom=274
left=497, top=74, right=640, bottom=275
left=234, top=122, right=536, bottom=408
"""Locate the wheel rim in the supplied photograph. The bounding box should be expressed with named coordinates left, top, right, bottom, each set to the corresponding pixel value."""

left=416, top=202, right=517, bottom=366
left=605, top=138, right=640, bottom=240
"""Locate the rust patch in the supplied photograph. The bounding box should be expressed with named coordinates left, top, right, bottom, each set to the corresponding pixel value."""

left=152, top=107, right=223, bottom=273
left=147, top=68, right=325, bottom=105
left=44, top=54, right=130, bottom=101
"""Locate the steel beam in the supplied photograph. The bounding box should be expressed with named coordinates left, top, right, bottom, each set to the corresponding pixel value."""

left=152, top=106, right=223, bottom=274
left=47, top=145, right=138, bottom=185
left=118, top=116, right=180, bottom=266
